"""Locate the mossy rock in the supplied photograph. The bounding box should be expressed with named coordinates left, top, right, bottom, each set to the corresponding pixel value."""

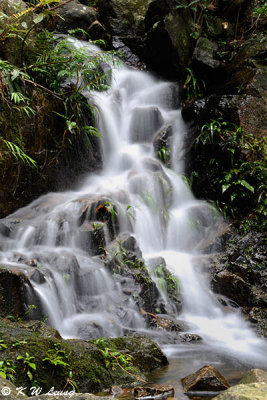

left=0, top=318, right=167, bottom=395
left=213, top=382, right=267, bottom=400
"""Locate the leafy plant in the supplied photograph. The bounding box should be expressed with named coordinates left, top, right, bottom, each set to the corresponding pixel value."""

left=0, top=340, right=7, bottom=351
left=12, top=340, right=28, bottom=348
left=62, top=370, right=79, bottom=392
left=42, top=343, right=70, bottom=378
left=193, top=119, right=266, bottom=229
left=158, top=146, right=171, bottom=166
left=183, top=67, right=205, bottom=102
left=126, top=205, right=136, bottom=223
left=175, top=0, right=217, bottom=39
left=17, top=352, right=36, bottom=381
left=0, top=359, right=16, bottom=381
left=93, top=338, right=146, bottom=382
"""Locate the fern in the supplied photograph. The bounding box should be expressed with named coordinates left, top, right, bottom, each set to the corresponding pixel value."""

left=1, top=139, right=36, bottom=167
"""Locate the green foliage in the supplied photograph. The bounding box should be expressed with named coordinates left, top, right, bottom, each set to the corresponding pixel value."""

left=42, top=343, right=69, bottom=370
left=31, top=38, right=118, bottom=92
left=5, top=304, right=37, bottom=322
left=253, top=1, right=267, bottom=18
left=17, top=352, right=36, bottom=381
left=42, top=343, right=78, bottom=392
left=153, top=264, right=180, bottom=297
left=93, top=338, right=145, bottom=382
left=0, top=359, right=16, bottom=381
left=183, top=67, right=205, bottom=103
left=0, top=2, right=116, bottom=166
left=158, top=146, right=171, bottom=166
left=12, top=340, right=28, bottom=348
left=194, top=119, right=266, bottom=230
left=0, top=340, right=7, bottom=351
left=104, top=201, right=118, bottom=225
left=175, top=0, right=217, bottom=39
left=126, top=205, right=136, bottom=223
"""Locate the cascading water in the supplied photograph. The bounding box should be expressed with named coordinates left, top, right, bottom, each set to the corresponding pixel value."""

left=0, top=37, right=266, bottom=381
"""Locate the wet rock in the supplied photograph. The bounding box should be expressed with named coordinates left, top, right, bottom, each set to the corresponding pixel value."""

left=98, top=0, right=152, bottom=36
left=77, top=195, right=120, bottom=240
left=212, top=270, right=252, bottom=306
left=0, top=266, right=37, bottom=318
left=55, top=0, right=97, bottom=33
left=115, top=334, right=168, bottom=371
left=120, top=234, right=142, bottom=259
left=21, top=320, right=61, bottom=339
left=182, top=95, right=242, bottom=125
left=0, top=319, right=167, bottom=394
left=239, top=369, right=267, bottom=385
left=97, top=62, right=112, bottom=86
left=181, top=365, right=230, bottom=393
left=147, top=315, right=187, bottom=332
left=130, top=106, right=163, bottom=143
left=146, top=257, right=182, bottom=313
left=134, top=384, right=174, bottom=399
left=213, top=382, right=267, bottom=400
left=210, top=230, right=267, bottom=336
left=193, top=37, right=220, bottom=70
left=0, top=222, right=11, bottom=237
left=153, top=125, right=173, bottom=167
left=112, top=37, right=143, bottom=68
left=180, top=333, right=202, bottom=343
left=88, top=20, right=110, bottom=42
left=79, top=221, right=106, bottom=256
left=0, top=375, right=23, bottom=399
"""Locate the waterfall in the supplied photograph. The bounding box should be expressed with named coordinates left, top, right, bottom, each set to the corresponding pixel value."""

left=0, top=37, right=266, bottom=370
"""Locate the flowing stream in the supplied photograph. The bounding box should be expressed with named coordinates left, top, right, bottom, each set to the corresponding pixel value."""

left=0, top=38, right=266, bottom=388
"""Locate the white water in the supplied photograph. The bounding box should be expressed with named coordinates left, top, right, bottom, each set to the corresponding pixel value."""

left=0, top=38, right=266, bottom=370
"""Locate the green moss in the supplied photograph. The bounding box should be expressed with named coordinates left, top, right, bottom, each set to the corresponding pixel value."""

left=0, top=318, right=168, bottom=394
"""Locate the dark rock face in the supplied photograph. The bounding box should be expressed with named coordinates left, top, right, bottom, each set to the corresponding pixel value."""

left=210, top=231, right=267, bottom=337
left=0, top=88, right=102, bottom=219
left=181, top=365, right=230, bottom=393
left=79, top=221, right=106, bottom=255
left=0, top=265, right=44, bottom=319
left=55, top=0, right=97, bottom=33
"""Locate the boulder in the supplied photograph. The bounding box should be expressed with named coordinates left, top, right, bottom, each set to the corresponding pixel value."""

left=181, top=365, right=230, bottom=393
left=210, top=230, right=267, bottom=336
left=147, top=315, right=187, bottom=332
left=193, top=37, right=220, bottom=70
left=112, top=37, right=143, bottom=68
left=212, top=270, right=252, bottom=306
left=0, top=375, right=23, bottom=399
left=88, top=20, right=110, bottom=42
left=55, top=0, right=97, bottom=33
left=119, top=234, right=142, bottom=259
left=0, top=222, right=11, bottom=237
left=134, top=384, right=174, bottom=399
left=153, top=124, right=173, bottom=166
left=0, top=0, right=39, bottom=64
left=0, top=265, right=43, bottom=318
left=0, top=319, right=168, bottom=395
left=76, top=195, right=120, bottom=240
left=213, top=382, right=267, bottom=400
left=239, top=369, right=267, bottom=385
left=98, top=0, right=153, bottom=36
left=79, top=221, right=106, bottom=255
